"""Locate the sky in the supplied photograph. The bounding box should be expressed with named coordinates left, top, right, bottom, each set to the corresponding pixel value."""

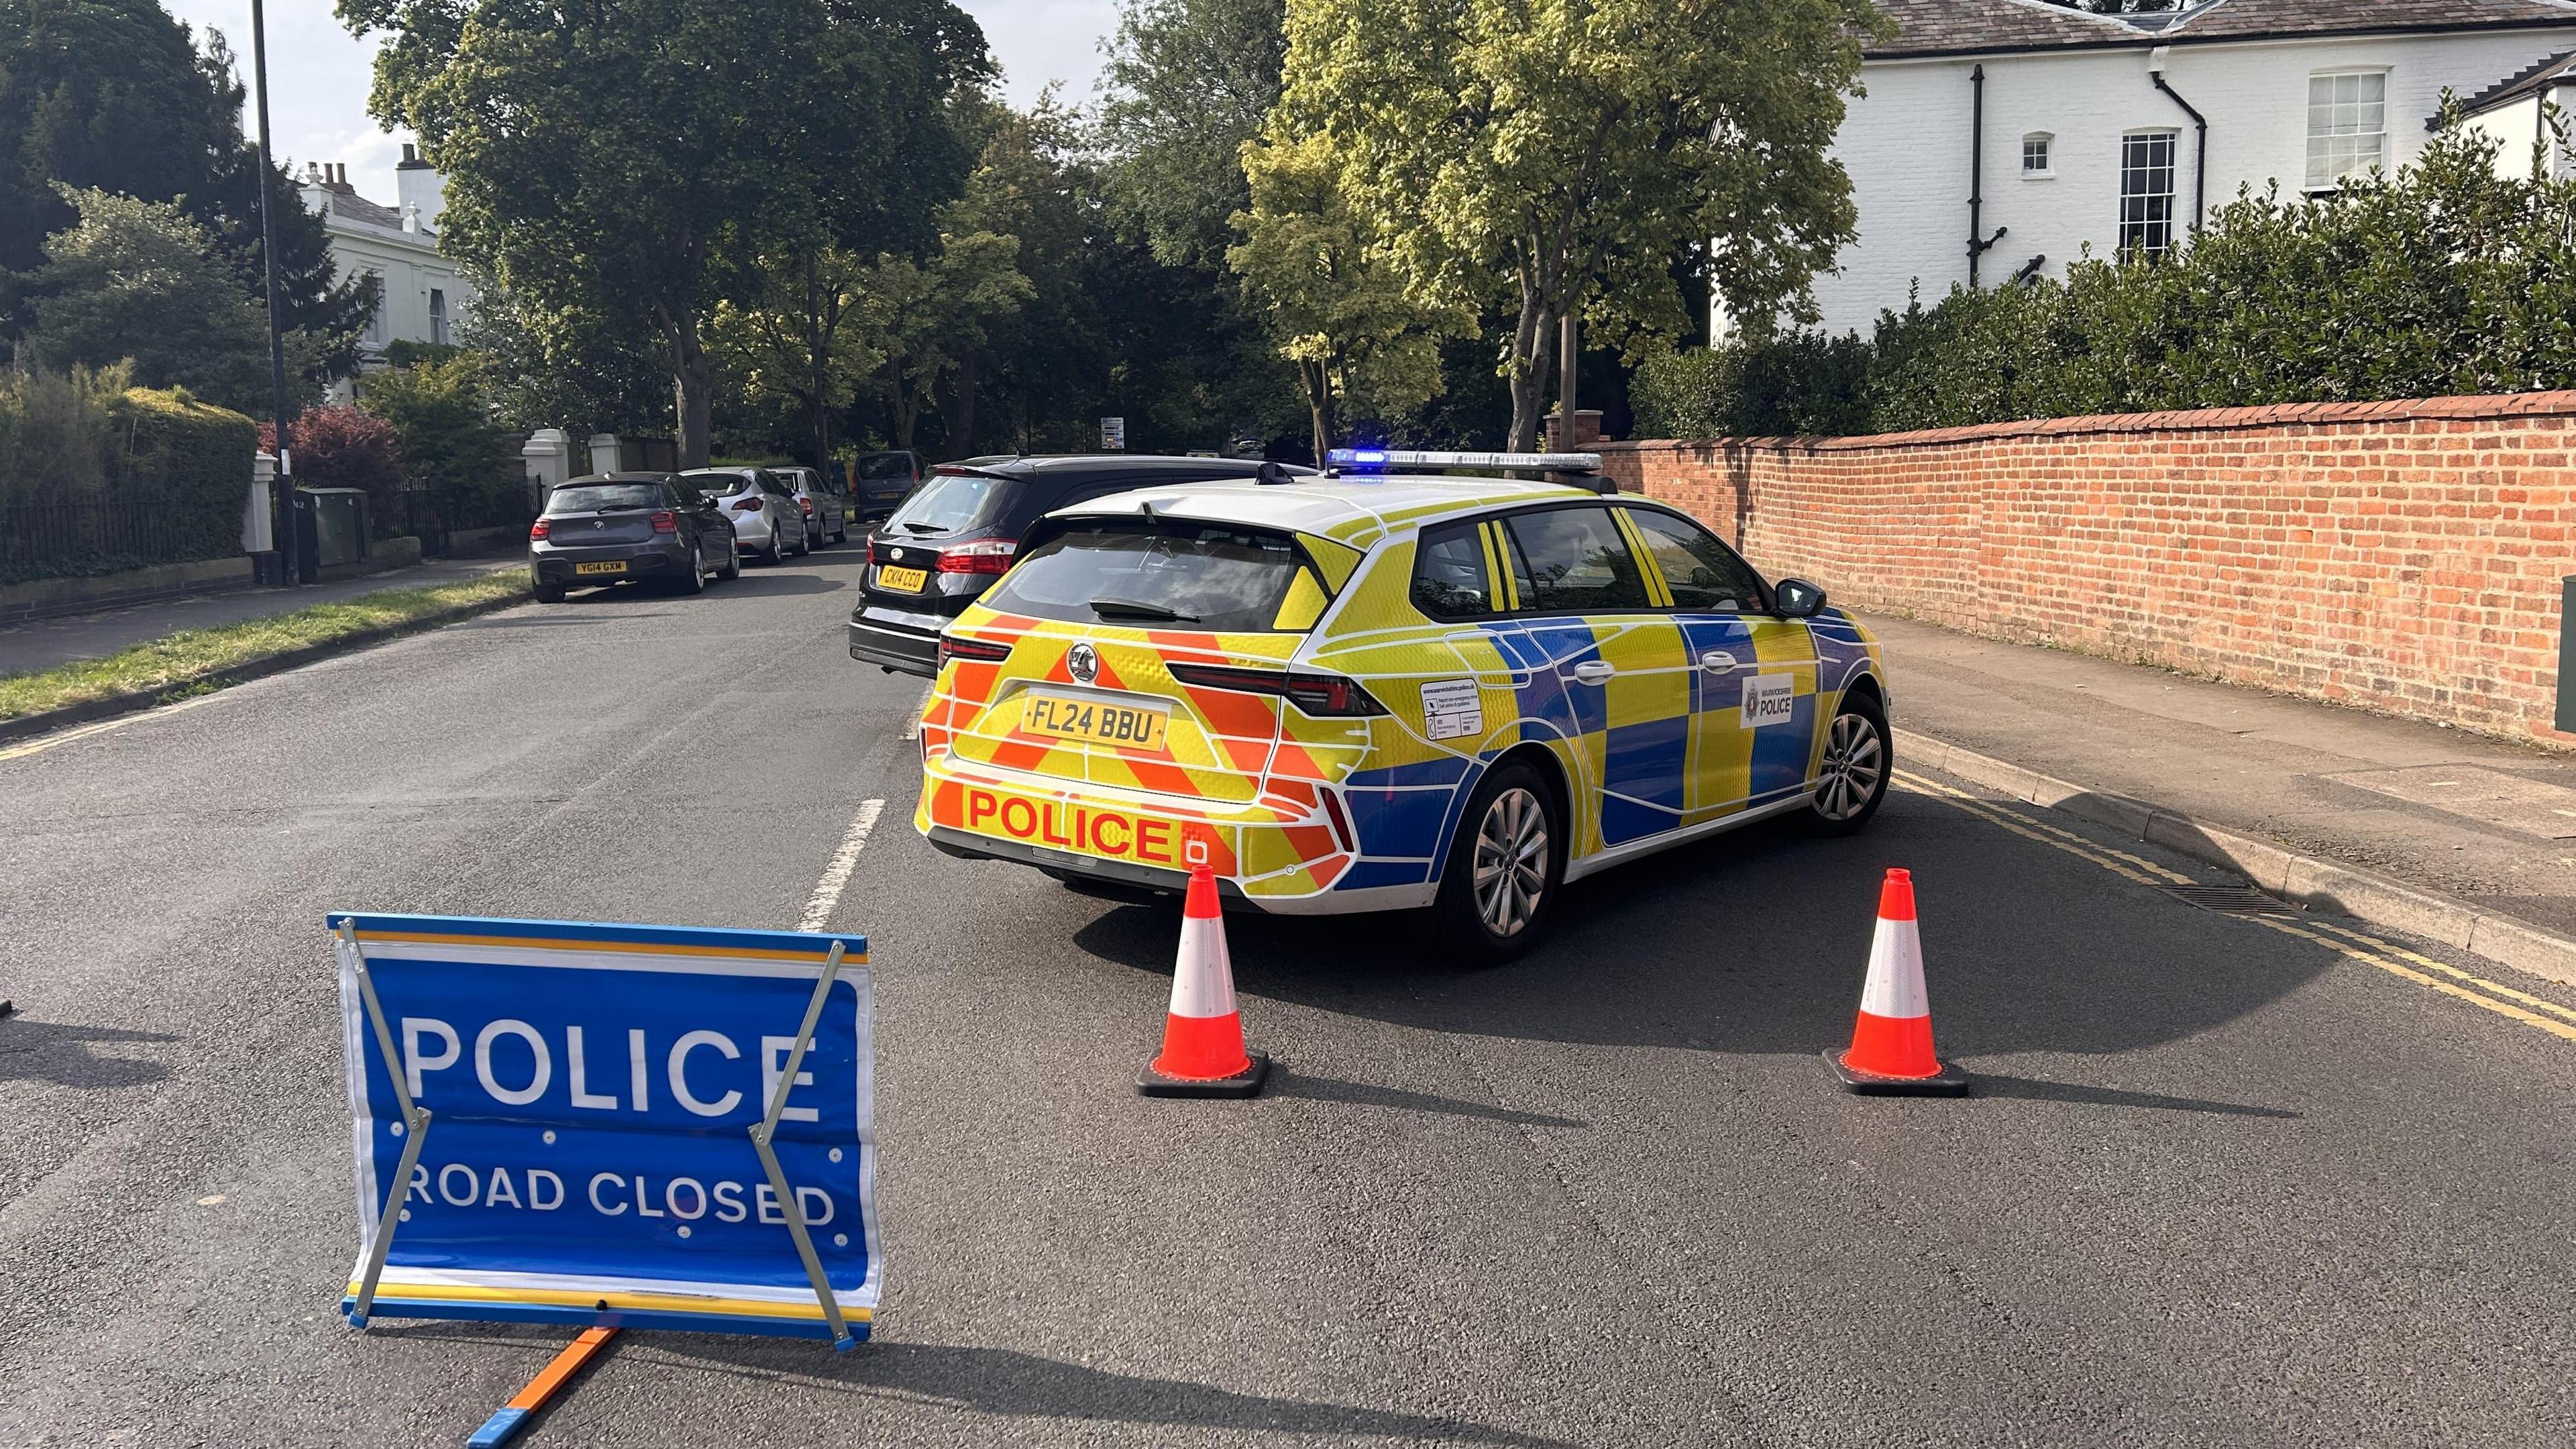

left=159, top=1, right=1122, bottom=205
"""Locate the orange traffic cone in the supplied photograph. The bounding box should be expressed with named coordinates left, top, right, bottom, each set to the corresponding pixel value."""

left=1825, top=868, right=1970, bottom=1095
left=1136, top=863, right=1269, bottom=1097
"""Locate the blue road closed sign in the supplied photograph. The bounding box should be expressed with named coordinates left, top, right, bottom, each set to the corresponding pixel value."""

left=331, top=913, right=877, bottom=1344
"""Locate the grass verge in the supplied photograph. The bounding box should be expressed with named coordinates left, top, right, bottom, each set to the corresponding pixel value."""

left=0, top=572, right=529, bottom=722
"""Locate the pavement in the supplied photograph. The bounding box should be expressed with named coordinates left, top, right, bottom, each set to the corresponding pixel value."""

left=2, top=544, right=2571, bottom=1445
left=0, top=555, right=523, bottom=678
left=1868, top=614, right=2576, bottom=939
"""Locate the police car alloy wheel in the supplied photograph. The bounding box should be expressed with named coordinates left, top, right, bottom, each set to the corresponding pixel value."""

left=1436, top=760, right=1562, bottom=963
left=1801, top=695, right=1890, bottom=836
left=1475, top=787, right=1549, bottom=936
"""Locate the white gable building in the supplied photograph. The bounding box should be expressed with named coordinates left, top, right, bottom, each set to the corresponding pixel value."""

left=1798, top=0, right=2576, bottom=337
left=299, top=144, right=476, bottom=378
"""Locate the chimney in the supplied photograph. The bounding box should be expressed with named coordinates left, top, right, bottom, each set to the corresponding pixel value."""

left=395, top=143, right=447, bottom=234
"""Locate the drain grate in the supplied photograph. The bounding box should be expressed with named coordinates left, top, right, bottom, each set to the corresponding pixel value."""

left=2159, top=883, right=2302, bottom=918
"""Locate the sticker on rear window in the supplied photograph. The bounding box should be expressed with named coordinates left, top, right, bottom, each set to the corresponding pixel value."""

left=1421, top=679, right=1484, bottom=741
left=1741, top=673, right=1796, bottom=729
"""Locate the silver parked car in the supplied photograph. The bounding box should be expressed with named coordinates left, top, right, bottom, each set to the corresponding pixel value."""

left=771, top=466, right=850, bottom=548
left=682, top=467, right=808, bottom=564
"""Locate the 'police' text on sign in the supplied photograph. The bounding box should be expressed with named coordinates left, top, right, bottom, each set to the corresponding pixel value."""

left=333, top=913, right=878, bottom=1340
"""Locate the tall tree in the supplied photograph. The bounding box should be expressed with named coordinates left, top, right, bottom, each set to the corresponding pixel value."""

left=1230, top=132, right=1465, bottom=462
left=343, top=0, right=989, bottom=464
left=1096, top=0, right=1288, bottom=270
left=23, top=186, right=292, bottom=413
left=1273, top=0, right=1876, bottom=449
left=0, top=1, right=370, bottom=372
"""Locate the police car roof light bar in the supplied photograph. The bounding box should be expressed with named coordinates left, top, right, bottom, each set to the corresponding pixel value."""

left=1325, top=448, right=1604, bottom=474
left=749, top=937, right=859, bottom=1350
left=337, top=916, right=434, bottom=1330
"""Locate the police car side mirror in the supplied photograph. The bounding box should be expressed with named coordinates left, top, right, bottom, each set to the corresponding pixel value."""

left=1774, top=578, right=1827, bottom=619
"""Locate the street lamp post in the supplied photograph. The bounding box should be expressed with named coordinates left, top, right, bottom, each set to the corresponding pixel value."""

left=249, top=0, right=299, bottom=586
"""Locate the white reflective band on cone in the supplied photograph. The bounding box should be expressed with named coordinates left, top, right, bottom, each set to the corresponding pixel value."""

left=1167, top=915, right=1238, bottom=1019
left=1857, top=916, right=1931, bottom=1020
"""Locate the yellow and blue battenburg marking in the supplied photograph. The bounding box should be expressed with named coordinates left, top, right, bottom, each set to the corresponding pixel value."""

left=333, top=912, right=880, bottom=1343
left=915, top=476, right=1888, bottom=910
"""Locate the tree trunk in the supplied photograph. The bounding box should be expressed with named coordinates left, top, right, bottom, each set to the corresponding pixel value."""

left=1300, top=357, right=1334, bottom=466
left=1505, top=286, right=1555, bottom=453
left=669, top=311, right=714, bottom=468
left=950, top=354, right=979, bottom=458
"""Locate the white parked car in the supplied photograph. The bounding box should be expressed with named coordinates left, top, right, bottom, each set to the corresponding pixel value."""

left=682, top=467, right=809, bottom=564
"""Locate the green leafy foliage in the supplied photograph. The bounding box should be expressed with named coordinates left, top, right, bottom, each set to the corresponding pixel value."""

left=1271, top=0, right=1876, bottom=449
left=0, top=367, right=257, bottom=582
left=343, top=0, right=991, bottom=465
left=0, top=1, right=372, bottom=376
left=361, top=354, right=526, bottom=535
left=21, top=188, right=294, bottom=415
left=1633, top=118, right=2576, bottom=439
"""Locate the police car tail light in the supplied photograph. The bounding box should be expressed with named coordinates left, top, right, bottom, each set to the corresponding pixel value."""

left=938, top=635, right=1013, bottom=669
left=529, top=519, right=551, bottom=540
left=1169, top=663, right=1388, bottom=718
left=1320, top=789, right=1356, bottom=853
left=649, top=509, right=678, bottom=533
left=1285, top=673, right=1390, bottom=718
left=936, top=539, right=1016, bottom=575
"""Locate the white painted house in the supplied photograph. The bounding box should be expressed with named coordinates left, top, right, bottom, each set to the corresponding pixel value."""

left=1799, top=0, right=2576, bottom=337
left=298, top=144, right=476, bottom=383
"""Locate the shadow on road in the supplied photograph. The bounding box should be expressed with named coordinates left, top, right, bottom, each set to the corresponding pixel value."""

left=1067, top=790, right=2336, bottom=1067
left=0, top=1018, right=176, bottom=1088
left=1265, top=1066, right=1587, bottom=1128
left=1964, top=1072, right=2300, bottom=1118
left=647, top=1339, right=1582, bottom=1447
left=708, top=572, right=844, bottom=596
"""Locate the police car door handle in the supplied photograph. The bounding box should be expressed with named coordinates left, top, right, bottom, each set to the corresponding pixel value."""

left=1570, top=660, right=1616, bottom=685
left=1698, top=650, right=1739, bottom=674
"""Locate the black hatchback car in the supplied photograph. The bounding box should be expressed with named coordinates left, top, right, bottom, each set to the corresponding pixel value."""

left=530, top=474, right=739, bottom=602
left=848, top=455, right=1309, bottom=676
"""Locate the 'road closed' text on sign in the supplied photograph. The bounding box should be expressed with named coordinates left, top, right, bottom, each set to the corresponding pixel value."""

left=333, top=913, right=877, bottom=1340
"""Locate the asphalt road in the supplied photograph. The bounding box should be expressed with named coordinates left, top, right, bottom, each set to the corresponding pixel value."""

left=2, top=542, right=2571, bottom=1447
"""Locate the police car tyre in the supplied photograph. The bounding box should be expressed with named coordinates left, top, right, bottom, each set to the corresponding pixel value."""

left=1435, top=759, right=1563, bottom=964
left=1799, top=692, right=1890, bottom=836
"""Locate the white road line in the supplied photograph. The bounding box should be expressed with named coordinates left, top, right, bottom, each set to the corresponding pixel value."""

left=800, top=799, right=886, bottom=932
left=0, top=690, right=232, bottom=764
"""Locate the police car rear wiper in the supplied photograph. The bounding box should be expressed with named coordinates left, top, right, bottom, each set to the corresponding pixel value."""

left=1089, top=596, right=1197, bottom=623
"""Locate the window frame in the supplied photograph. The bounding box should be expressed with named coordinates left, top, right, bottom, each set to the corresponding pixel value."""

left=1487, top=501, right=1664, bottom=621
left=2117, top=127, right=2180, bottom=261
left=1617, top=504, right=1775, bottom=616
left=2305, top=68, right=2390, bottom=194
left=2021, top=131, right=2055, bottom=179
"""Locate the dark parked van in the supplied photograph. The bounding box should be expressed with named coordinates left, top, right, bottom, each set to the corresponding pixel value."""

left=847, top=455, right=1310, bottom=677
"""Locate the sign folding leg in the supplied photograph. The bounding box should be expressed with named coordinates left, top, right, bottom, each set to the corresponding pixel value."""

left=337, top=918, right=432, bottom=1328
left=749, top=938, right=859, bottom=1350
left=466, top=1326, right=621, bottom=1448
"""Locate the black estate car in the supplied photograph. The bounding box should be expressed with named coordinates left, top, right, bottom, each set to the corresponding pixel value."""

left=848, top=455, right=1311, bottom=676
left=530, top=474, right=739, bottom=602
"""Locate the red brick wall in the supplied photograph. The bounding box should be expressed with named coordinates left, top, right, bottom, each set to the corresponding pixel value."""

left=1598, top=392, right=2576, bottom=745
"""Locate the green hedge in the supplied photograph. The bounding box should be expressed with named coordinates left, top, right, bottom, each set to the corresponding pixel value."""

left=0, top=369, right=258, bottom=584
left=1632, top=107, right=2576, bottom=440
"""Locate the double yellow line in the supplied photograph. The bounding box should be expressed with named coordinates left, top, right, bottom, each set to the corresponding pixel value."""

left=1894, top=769, right=2576, bottom=1044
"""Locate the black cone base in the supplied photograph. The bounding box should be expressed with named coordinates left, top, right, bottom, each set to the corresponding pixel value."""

left=1138, top=1048, right=1269, bottom=1099
left=1825, top=1049, right=1970, bottom=1096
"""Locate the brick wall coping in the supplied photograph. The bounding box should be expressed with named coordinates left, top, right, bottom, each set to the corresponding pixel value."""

left=1600, top=388, right=2576, bottom=455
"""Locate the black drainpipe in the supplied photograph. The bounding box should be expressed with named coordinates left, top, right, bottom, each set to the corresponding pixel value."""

left=1968, top=64, right=2008, bottom=286
left=2151, top=62, right=2209, bottom=233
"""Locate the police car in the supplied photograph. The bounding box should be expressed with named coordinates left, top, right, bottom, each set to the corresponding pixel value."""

left=914, top=450, right=1890, bottom=961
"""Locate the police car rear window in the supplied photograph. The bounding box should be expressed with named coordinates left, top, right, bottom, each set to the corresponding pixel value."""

left=981, top=523, right=1329, bottom=633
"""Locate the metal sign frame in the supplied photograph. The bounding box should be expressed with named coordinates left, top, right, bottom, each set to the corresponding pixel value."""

left=333, top=916, right=869, bottom=1350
